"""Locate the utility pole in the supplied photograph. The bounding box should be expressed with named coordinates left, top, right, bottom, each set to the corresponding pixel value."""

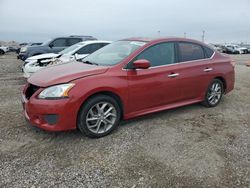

left=184, top=32, right=186, bottom=38
left=157, top=30, right=161, bottom=37
left=202, top=30, right=205, bottom=42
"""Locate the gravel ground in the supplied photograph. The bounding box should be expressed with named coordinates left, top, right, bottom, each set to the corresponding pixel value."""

left=0, top=53, right=250, bottom=187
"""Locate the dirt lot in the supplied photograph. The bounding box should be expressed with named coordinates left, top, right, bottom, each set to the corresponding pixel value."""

left=0, top=53, right=249, bottom=187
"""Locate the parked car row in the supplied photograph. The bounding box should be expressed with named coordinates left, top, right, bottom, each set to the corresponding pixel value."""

left=18, top=35, right=97, bottom=60
left=21, top=37, right=235, bottom=138
left=23, top=40, right=111, bottom=78
left=0, top=46, right=9, bottom=55
left=0, top=43, right=43, bottom=55
left=209, top=43, right=249, bottom=54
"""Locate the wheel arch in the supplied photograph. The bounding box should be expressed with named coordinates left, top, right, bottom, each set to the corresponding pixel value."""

left=214, top=76, right=227, bottom=92
left=77, top=90, right=124, bottom=120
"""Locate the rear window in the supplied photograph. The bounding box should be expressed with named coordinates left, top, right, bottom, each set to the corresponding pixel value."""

left=178, top=42, right=205, bottom=62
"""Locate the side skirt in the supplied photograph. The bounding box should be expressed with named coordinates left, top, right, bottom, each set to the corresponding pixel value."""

left=123, top=98, right=203, bottom=120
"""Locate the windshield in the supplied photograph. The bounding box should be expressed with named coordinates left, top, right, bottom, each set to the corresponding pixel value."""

left=82, top=41, right=147, bottom=66
left=42, top=39, right=52, bottom=46
left=59, top=43, right=83, bottom=55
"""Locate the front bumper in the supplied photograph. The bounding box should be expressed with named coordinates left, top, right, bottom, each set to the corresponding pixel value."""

left=23, top=63, right=43, bottom=78
left=18, top=53, right=28, bottom=61
left=23, top=70, right=33, bottom=78
left=21, top=92, right=78, bottom=131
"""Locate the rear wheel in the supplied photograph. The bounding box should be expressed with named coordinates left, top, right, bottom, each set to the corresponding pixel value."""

left=77, top=95, right=121, bottom=138
left=202, top=79, right=224, bottom=107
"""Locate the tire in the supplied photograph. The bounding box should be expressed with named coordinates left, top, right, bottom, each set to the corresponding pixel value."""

left=202, top=79, right=224, bottom=107
left=0, top=49, right=5, bottom=55
left=77, top=94, right=121, bottom=138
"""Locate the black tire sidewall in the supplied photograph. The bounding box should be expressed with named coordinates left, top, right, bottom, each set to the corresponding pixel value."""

left=204, top=79, right=224, bottom=107
left=77, top=95, right=121, bottom=138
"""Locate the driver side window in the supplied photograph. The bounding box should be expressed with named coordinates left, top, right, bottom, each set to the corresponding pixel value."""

left=76, top=45, right=91, bottom=54
left=128, top=42, right=176, bottom=69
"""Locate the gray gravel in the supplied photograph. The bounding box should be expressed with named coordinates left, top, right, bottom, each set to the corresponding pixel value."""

left=0, top=53, right=250, bottom=187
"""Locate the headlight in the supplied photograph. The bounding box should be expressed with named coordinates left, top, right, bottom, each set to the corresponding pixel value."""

left=20, top=47, right=27, bottom=52
left=38, top=83, right=75, bottom=99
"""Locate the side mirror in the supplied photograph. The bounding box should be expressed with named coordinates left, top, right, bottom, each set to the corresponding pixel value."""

left=74, top=53, right=79, bottom=60
left=133, top=59, right=150, bottom=69
left=49, top=43, right=54, bottom=48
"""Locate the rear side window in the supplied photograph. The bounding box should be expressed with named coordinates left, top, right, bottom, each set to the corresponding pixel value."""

left=77, top=43, right=107, bottom=54
left=67, top=38, right=82, bottom=46
left=77, top=44, right=92, bottom=54
left=204, top=46, right=214, bottom=58
left=50, top=38, right=67, bottom=47
left=134, top=42, right=176, bottom=67
left=178, top=42, right=205, bottom=62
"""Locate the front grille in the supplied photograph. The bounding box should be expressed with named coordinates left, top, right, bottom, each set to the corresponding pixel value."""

left=25, top=84, right=40, bottom=99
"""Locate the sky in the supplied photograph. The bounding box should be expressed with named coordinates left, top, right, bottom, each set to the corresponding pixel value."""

left=0, top=0, right=250, bottom=44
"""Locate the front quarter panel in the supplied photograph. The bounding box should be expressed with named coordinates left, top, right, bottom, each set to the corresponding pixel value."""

left=28, top=45, right=52, bottom=56
left=69, top=68, right=129, bottom=117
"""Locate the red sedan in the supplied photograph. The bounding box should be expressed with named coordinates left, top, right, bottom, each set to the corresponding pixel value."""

left=21, top=37, right=235, bottom=138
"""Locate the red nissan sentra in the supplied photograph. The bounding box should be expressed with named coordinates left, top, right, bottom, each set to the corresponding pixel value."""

left=21, top=37, right=235, bottom=138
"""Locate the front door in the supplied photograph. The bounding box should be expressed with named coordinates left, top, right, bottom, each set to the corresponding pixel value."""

left=126, top=42, right=182, bottom=113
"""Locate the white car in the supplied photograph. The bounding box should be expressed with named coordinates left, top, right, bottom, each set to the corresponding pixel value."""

left=225, top=44, right=248, bottom=54
left=0, top=46, right=9, bottom=55
left=23, top=40, right=111, bottom=78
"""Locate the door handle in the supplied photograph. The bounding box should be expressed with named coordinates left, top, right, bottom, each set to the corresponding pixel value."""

left=204, top=68, right=213, bottom=72
left=168, top=73, right=179, bottom=78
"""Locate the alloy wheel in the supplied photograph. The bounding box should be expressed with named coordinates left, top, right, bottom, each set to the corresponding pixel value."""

left=207, top=82, right=222, bottom=105
left=86, top=102, right=117, bottom=134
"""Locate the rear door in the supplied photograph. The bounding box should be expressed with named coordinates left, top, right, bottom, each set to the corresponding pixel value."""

left=126, top=42, right=183, bottom=113
left=67, top=38, right=82, bottom=46
left=176, top=42, right=215, bottom=101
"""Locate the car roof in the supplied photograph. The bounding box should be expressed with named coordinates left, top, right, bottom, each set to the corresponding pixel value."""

left=123, top=37, right=202, bottom=42
left=122, top=37, right=212, bottom=48
left=51, top=36, right=97, bottom=40
left=78, top=40, right=112, bottom=45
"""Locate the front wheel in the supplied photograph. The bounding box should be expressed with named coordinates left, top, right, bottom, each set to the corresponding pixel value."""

left=202, top=79, right=224, bottom=107
left=0, top=49, right=5, bottom=55
left=77, top=95, right=121, bottom=138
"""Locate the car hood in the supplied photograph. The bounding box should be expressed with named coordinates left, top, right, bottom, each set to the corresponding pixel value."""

left=26, top=53, right=59, bottom=61
left=28, top=61, right=109, bottom=87
left=59, top=54, right=89, bottom=62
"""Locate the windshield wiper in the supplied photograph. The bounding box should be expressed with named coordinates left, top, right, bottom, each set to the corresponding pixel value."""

left=81, top=60, right=99, bottom=66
